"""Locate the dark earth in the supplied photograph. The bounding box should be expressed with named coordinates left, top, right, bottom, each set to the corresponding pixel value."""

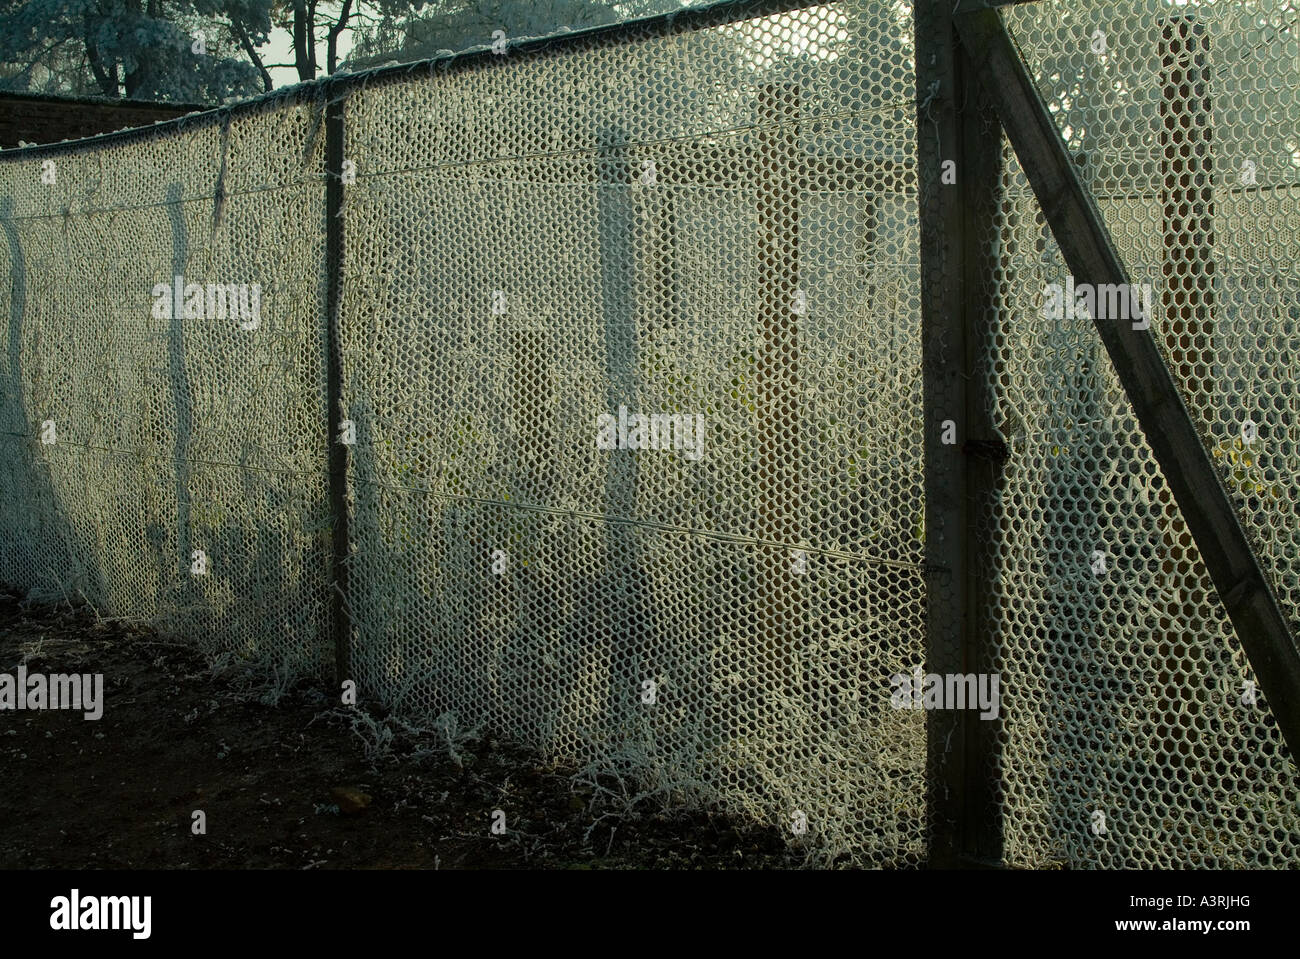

left=0, top=588, right=790, bottom=869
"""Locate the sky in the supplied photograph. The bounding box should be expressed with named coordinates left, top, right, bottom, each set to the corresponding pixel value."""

left=263, top=22, right=355, bottom=89
left=254, top=1, right=697, bottom=90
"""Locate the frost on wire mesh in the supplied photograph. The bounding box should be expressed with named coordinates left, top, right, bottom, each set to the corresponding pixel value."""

left=1, top=0, right=1294, bottom=869
left=337, top=0, right=925, bottom=867
left=985, top=0, right=1300, bottom=868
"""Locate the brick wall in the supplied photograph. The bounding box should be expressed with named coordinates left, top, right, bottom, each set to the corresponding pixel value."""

left=0, top=92, right=208, bottom=150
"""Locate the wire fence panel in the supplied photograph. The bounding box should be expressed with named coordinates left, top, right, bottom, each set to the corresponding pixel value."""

left=980, top=0, right=1300, bottom=868
left=0, top=97, right=334, bottom=679
left=0, top=0, right=1295, bottom=869
left=338, top=0, right=925, bottom=867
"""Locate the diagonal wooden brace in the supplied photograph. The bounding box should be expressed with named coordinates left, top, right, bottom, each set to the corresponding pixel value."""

left=954, top=7, right=1300, bottom=765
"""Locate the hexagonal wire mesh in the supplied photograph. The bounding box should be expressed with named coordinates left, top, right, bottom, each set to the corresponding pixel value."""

left=0, top=0, right=1292, bottom=869
left=979, top=0, right=1300, bottom=866
left=0, top=94, right=334, bottom=681
left=337, top=0, right=926, bottom=866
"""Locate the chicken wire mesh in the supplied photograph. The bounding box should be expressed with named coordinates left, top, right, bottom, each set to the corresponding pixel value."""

left=337, top=0, right=926, bottom=866
left=0, top=95, right=334, bottom=679
left=0, top=0, right=1293, bottom=870
left=977, top=0, right=1300, bottom=867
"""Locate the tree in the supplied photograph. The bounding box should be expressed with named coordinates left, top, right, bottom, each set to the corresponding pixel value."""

left=226, top=0, right=275, bottom=91
left=0, top=0, right=269, bottom=101
left=343, top=0, right=648, bottom=69
left=273, top=0, right=359, bottom=80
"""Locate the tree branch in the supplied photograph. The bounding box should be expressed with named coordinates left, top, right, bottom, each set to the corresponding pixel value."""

left=307, top=0, right=319, bottom=75
left=122, top=0, right=147, bottom=98
left=327, top=0, right=354, bottom=74
left=293, top=0, right=313, bottom=81
left=82, top=14, right=118, bottom=96
left=232, top=19, right=273, bottom=92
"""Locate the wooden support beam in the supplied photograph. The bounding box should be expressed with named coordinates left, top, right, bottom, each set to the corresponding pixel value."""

left=956, top=43, right=1007, bottom=863
left=916, top=0, right=971, bottom=867
left=324, top=92, right=352, bottom=689
left=953, top=7, right=1300, bottom=763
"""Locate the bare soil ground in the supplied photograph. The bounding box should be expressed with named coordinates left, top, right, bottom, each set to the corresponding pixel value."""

left=0, top=588, right=790, bottom=869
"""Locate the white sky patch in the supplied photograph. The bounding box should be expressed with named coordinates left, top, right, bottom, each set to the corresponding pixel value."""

left=262, top=26, right=354, bottom=89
